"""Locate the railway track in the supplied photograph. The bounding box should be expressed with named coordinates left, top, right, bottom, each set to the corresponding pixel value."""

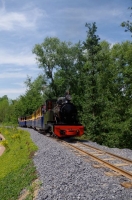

left=60, top=139, right=132, bottom=184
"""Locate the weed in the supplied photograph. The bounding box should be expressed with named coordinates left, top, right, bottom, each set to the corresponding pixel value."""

left=0, top=140, right=9, bottom=149
left=25, top=180, right=42, bottom=200
left=0, top=127, right=38, bottom=200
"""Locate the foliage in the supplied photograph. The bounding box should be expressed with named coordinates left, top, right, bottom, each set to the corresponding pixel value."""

left=0, top=75, right=46, bottom=124
left=0, top=127, right=38, bottom=200
left=121, top=5, right=132, bottom=35
left=0, top=96, right=10, bottom=123
left=80, top=23, right=132, bottom=149
left=81, top=22, right=103, bottom=135
left=33, top=37, right=85, bottom=99
left=32, top=37, right=61, bottom=97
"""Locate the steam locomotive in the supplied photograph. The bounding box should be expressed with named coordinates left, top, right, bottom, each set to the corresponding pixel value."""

left=18, top=95, right=84, bottom=138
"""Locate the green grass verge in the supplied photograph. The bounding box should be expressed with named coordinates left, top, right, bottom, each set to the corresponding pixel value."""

left=0, top=126, right=38, bottom=200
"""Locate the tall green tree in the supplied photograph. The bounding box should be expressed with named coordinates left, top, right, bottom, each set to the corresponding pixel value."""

left=32, top=37, right=61, bottom=97
left=32, top=37, right=84, bottom=99
left=81, top=22, right=103, bottom=137
left=110, top=41, right=132, bottom=148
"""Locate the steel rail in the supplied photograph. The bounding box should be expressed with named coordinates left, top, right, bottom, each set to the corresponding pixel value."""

left=62, top=141, right=132, bottom=180
left=76, top=142, right=132, bottom=164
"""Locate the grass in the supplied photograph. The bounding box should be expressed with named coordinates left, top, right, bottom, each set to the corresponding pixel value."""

left=0, top=126, right=38, bottom=200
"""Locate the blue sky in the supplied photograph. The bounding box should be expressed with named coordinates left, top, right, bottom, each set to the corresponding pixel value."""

left=0, top=0, right=131, bottom=100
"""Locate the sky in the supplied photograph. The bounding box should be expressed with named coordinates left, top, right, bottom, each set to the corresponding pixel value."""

left=0, top=0, right=131, bottom=100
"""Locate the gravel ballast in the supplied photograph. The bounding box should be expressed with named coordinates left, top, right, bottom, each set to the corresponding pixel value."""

left=27, top=128, right=132, bottom=200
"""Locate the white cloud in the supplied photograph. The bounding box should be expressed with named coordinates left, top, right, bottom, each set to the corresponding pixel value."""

left=0, top=69, right=42, bottom=79
left=3, top=68, right=23, bottom=72
left=0, top=49, right=36, bottom=66
left=0, top=6, right=46, bottom=31
left=0, top=72, right=27, bottom=79
left=13, top=81, right=25, bottom=87
left=0, top=87, right=26, bottom=99
left=0, top=88, right=25, bottom=94
left=0, top=12, right=32, bottom=30
left=58, top=7, right=124, bottom=22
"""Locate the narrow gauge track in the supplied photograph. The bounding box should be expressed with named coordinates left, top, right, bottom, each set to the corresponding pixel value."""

left=59, top=139, right=132, bottom=181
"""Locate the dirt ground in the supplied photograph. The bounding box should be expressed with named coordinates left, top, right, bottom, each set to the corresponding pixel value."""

left=0, top=134, right=5, bottom=156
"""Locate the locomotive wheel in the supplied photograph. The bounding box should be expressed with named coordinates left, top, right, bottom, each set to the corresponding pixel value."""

left=52, top=132, right=57, bottom=138
left=45, top=124, right=53, bottom=137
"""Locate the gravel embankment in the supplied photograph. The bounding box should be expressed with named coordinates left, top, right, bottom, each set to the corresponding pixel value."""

left=27, top=128, right=132, bottom=200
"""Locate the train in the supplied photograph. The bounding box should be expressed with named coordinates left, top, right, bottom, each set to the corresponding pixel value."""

left=18, top=94, right=84, bottom=138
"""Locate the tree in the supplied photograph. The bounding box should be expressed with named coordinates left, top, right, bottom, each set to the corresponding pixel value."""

left=81, top=22, right=103, bottom=137
left=110, top=41, right=132, bottom=148
left=32, top=37, right=85, bottom=99
left=0, top=96, right=9, bottom=123
left=32, top=37, right=61, bottom=97
left=22, top=75, right=46, bottom=115
left=8, top=75, right=46, bottom=124
left=121, top=5, right=132, bottom=35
